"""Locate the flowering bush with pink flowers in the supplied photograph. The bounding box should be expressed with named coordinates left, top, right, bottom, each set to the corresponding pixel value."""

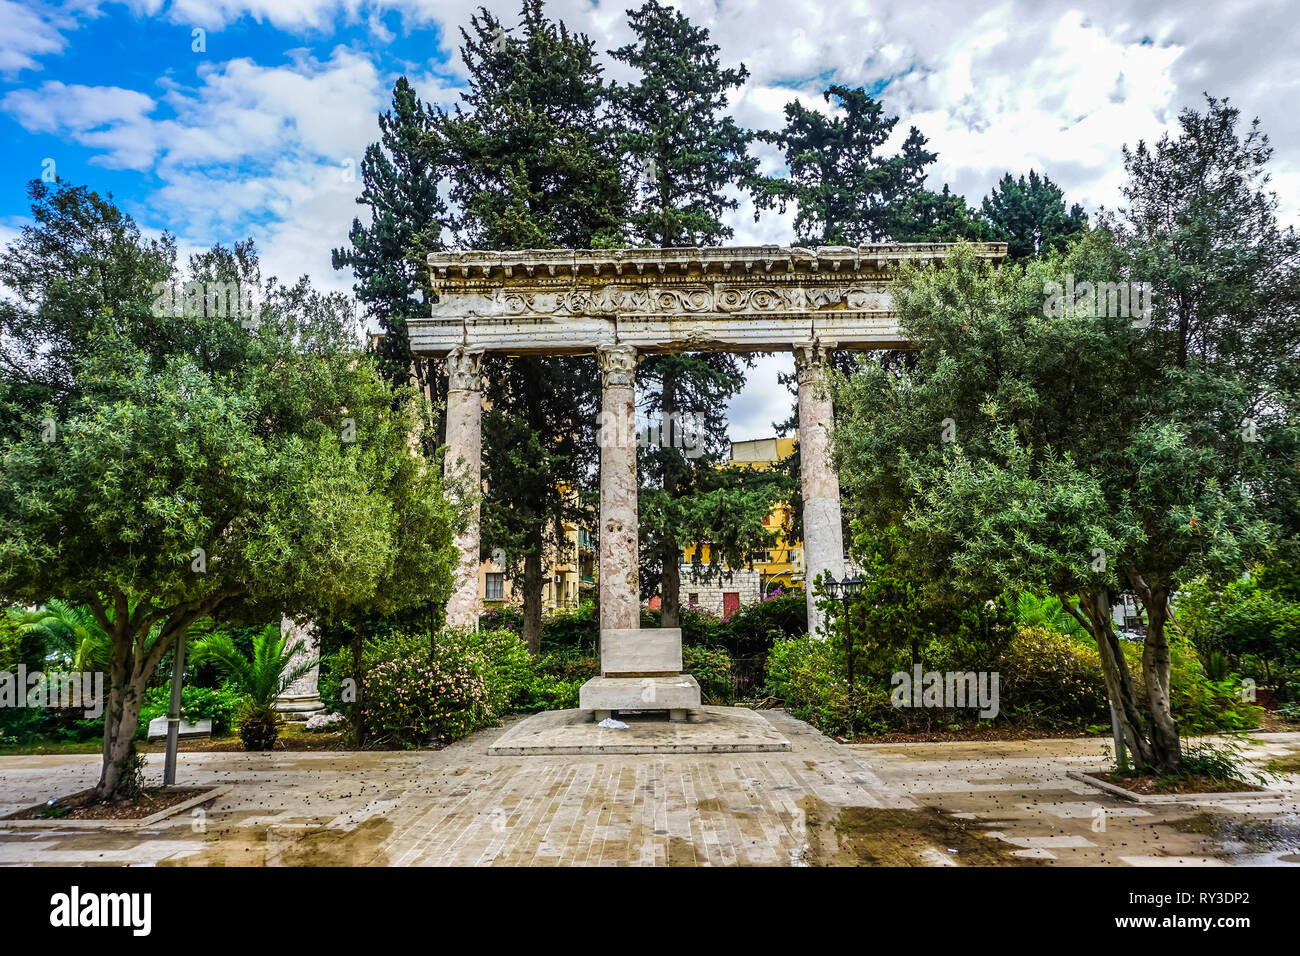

left=360, top=631, right=490, bottom=747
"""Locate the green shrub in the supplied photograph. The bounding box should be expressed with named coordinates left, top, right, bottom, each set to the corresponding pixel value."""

left=994, top=626, right=1108, bottom=728
left=765, top=634, right=851, bottom=733
left=511, top=674, right=582, bottom=711
left=767, top=625, right=1111, bottom=736
left=537, top=646, right=599, bottom=682
left=479, top=605, right=523, bottom=635
left=1165, top=641, right=1262, bottom=734
left=319, top=645, right=351, bottom=714
left=360, top=630, right=490, bottom=747
left=461, top=626, right=534, bottom=715
left=683, top=644, right=734, bottom=704
left=137, top=683, right=242, bottom=737
left=541, top=600, right=598, bottom=651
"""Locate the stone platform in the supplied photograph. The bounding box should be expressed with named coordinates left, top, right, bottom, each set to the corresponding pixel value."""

left=487, top=706, right=792, bottom=755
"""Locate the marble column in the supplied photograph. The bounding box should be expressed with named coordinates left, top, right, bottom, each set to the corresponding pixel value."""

left=598, top=345, right=640, bottom=632
left=444, top=347, right=485, bottom=632
left=795, top=341, right=845, bottom=638
left=274, top=616, right=325, bottom=719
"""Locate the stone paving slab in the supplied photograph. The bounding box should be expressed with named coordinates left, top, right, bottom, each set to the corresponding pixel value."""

left=488, top=706, right=791, bottom=755
left=852, top=732, right=1300, bottom=866
left=0, top=719, right=1296, bottom=866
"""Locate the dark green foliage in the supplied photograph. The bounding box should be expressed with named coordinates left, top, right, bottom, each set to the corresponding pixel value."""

left=758, top=84, right=973, bottom=245
left=609, top=0, right=760, bottom=248
left=981, top=170, right=1087, bottom=259
left=758, top=85, right=929, bottom=244
left=332, top=76, right=449, bottom=405
left=438, top=0, right=629, bottom=249
left=536, top=600, right=597, bottom=653
left=682, top=644, right=733, bottom=704
left=137, top=684, right=242, bottom=737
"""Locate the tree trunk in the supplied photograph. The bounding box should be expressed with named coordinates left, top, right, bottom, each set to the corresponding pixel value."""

left=1072, top=589, right=1159, bottom=769
left=661, top=540, right=681, bottom=628
left=1130, top=576, right=1182, bottom=771
left=351, top=614, right=366, bottom=747
left=522, top=549, right=544, bottom=656
left=94, top=653, right=145, bottom=802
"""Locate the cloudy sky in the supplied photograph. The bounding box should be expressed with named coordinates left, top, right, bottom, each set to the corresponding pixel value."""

left=2, top=0, right=1297, bottom=439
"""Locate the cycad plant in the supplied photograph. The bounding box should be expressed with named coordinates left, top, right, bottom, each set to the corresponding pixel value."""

left=1006, top=592, right=1089, bottom=641
left=190, top=622, right=316, bottom=751
left=9, top=600, right=114, bottom=672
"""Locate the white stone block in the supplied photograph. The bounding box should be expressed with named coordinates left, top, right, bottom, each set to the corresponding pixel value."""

left=146, top=717, right=213, bottom=741
left=600, top=627, right=681, bottom=676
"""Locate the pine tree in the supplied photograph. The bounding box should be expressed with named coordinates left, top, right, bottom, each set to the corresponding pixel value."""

left=611, top=0, right=759, bottom=247
left=332, top=77, right=449, bottom=418
left=981, top=169, right=1087, bottom=259
left=611, top=0, right=789, bottom=626
left=436, top=0, right=629, bottom=652
left=759, top=85, right=939, bottom=245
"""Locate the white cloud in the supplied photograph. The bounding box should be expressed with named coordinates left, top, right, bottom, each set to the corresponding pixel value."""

left=0, top=0, right=85, bottom=74
left=4, top=47, right=390, bottom=290
left=2, top=81, right=166, bottom=168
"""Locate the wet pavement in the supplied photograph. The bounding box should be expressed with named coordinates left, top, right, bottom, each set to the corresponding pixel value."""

left=0, top=714, right=1296, bottom=866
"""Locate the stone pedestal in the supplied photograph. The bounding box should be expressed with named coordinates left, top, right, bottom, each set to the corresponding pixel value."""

left=274, top=616, right=325, bottom=720
left=795, top=342, right=845, bottom=637
left=444, top=347, right=484, bottom=632
left=597, top=345, right=639, bottom=632
left=579, top=627, right=702, bottom=722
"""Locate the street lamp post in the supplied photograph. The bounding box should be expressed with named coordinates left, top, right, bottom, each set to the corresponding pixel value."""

left=823, top=572, right=864, bottom=715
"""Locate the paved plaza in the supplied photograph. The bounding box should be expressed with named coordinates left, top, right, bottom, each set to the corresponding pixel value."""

left=1, top=713, right=1297, bottom=866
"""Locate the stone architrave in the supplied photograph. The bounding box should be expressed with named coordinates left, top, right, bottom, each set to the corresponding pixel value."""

left=795, top=341, right=845, bottom=637
left=598, top=344, right=639, bottom=632
left=444, top=347, right=484, bottom=631
left=274, top=616, right=325, bottom=720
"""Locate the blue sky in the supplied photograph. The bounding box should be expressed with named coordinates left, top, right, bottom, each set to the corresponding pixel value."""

left=3, top=0, right=1297, bottom=438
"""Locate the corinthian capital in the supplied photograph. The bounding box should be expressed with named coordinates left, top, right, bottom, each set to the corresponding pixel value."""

left=447, top=348, right=484, bottom=391
left=793, top=340, right=835, bottom=386
left=597, top=344, right=637, bottom=388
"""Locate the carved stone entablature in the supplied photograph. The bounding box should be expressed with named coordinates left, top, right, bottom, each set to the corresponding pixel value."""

left=446, top=347, right=484, bottom=391
left=411, top=243, right=1006, bottom=356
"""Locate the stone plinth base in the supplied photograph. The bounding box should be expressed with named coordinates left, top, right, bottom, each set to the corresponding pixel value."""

left=487, top=706, right=791, bottom=755
left=274, top=695, right=326, bottom=722
left=580, top=674, right=702, bottom=723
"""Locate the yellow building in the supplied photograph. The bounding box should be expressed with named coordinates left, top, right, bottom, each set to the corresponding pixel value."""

left=478, top=487, right=597, bottom=613
left=679, top=437, right=802, bottom=615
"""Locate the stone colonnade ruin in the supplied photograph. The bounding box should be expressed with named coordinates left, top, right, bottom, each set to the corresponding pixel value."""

left=410, top=243, right=1005, bottom=720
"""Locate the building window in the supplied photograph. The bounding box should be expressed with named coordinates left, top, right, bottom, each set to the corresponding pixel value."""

left=688, top=593, right=699, bottom=606
left=485, top=573, right=504, bottom=601
left=750, top=550, right=771, bottom=563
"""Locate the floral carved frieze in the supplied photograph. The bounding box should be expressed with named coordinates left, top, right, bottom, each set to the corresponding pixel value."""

left=430, top=284, right=892, bottom=319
